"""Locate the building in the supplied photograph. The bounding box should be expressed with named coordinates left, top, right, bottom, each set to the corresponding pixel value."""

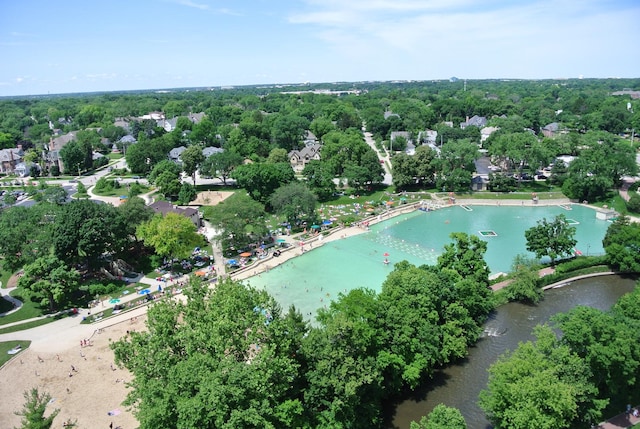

left=288, top=144, right=322, bottom=171
left=149, top=200, right=201, bottom=227
left=0, top=148, right=23, bottom=174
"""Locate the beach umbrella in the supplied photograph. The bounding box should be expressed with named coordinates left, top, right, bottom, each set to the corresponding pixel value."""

left=194, top=270, right=206, bottom=276
left=310, top=225, right=320, bottom=229
left=240, top=252, right=252, bottom=257
left=322, top=220, right=332, bottom=225
left=109, top=298, right=120, bottom=304
left=276, top=238, right=286, bottom=243
left=227, top=259, right=238, bottom=265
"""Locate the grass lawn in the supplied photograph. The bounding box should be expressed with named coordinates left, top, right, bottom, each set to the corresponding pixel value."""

left=0, top=317, right=58, bottom=335
left=0, top=340, right=31, bottom=367
left=92, top=184, right=151, bottom=197
left=0, top=289, right=48, bottom=326
left=0, top=268, right=12, bottom=289
left=107, top=153, right=123, bottom=160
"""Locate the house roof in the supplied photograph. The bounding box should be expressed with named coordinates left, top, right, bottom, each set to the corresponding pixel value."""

left=390, top=131, right=410, bottom=141
left=119, top=135, right=137, bottom=143
left=188, top=112, right=206, bottom=123
left=169, top=146, right=187, bottom=159
left=0, top=148, right=23, bottom=162
left=288, top=143, right=321, bottom=161
left=50, top=132, right=76, bottom=149
left=149, top=200, right=200, bottom=219
left=461, top=115, right=487, bottom=128
left=202, top=146, right=223, bottom=157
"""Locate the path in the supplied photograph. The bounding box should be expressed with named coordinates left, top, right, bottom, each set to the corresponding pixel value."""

left=596, top=407, right=640, bottom=428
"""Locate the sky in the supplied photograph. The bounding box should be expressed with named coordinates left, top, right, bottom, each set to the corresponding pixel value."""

left=1, top=0, right=639, bottom=97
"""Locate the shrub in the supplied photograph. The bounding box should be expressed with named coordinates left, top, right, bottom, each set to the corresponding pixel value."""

left=554, top=255, right=608, bottom=274
left=626, top=194, right=640, bottom=214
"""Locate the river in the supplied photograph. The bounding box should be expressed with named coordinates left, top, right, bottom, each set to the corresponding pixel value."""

left=392, top=274, right=639, bottom=429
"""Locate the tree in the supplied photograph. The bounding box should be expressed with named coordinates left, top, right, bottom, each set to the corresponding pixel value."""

left=302, top=160, right=336, bottom=202
left=51, top=199, right=121, bottom=269
left=203, top=193, right=268, bottom=255
left=231, top=162, right=295, bottom=204
left=14, top=388, right=60, bottom=429
left=177, top=182, right=197, bottom=205
left=271, top=114, right=310, bottom=151
left=199, top=150, right=243, bottom=185
left=136, top=213, right=203, bottom=261
left=438, top=232, right=490, bottom=288
left=180, top=145, right=205, bottom=185
left=602, top=216, right=640, bottom=273
left=410, top=404, right=467, bottom=429
left=269, top=182, right=318, bottom=227
left=58, top=141, right=86, bottom=175
left=504, top=255, right=543, bottom=303
left=18, top=255, right=80, bottom=311
left=479, top=325, right=605, bottom=429
left=111, top=278, right=308, bottom=429
left=524, top=215, right=577, bottom=264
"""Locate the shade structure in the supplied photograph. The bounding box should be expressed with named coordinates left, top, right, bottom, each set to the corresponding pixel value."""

left=322, top=220, right=332, bottom=225
left=109, top=298, right=120, bottom=304
left=276, top=238, right=286, bottom=243
left=227, top=259, right=238, bottom=265
left=240, top=252, right=252, bottom=257
left=194, top=270, right=206, bottom=276
left=310, top=225, right=320, bottom=229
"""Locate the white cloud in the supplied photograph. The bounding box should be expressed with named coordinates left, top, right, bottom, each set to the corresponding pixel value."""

left=173, top=0, right=210, bottom=10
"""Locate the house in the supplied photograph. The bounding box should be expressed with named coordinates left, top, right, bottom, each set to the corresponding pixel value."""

left=303, top=130, right=318, bottom=146
left=0, top=148, right=23, bottom=174
left=160, top=117, right=178, bottom=132
left=169, top=146, right=187, bottom=163
left=384, top=110, right=400, bottom=120
left=15, top=161, right=39, bottom=177
left=288, top=143, right=322, bottom=171
left=471, top=174, right=490, bottom=191
left=460, top=115, right=487, bottom=129
left=188, top=112, right=206, bottom=124
left=149, top=200, right=201, bottom=227
left=481, top=126, right=499, bottom=143
left=113, top=118, right=131, bottom=132
left=202, top=146, right=223, bottom=158
left=389, top=131, right=412, bottom=152
left=541, top=122, right=559, bottom=138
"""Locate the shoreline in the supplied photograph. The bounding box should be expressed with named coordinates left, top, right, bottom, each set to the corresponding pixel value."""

left=232, top=197, right=576, bottom=282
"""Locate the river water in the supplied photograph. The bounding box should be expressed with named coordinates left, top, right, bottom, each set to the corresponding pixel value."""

left=392, top=274, right=639, bottom=429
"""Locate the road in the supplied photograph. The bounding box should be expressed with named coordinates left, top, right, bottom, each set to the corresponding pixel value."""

left=362, top=127, right=393, bottom=185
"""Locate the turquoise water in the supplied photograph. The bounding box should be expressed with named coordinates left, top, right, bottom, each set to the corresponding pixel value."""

left=243, top=205, right=610, bottom=318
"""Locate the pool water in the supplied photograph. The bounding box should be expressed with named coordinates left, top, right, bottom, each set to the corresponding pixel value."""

left=244, top=205, right=610, bottom=319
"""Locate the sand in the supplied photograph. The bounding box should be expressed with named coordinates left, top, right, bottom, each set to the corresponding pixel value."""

left=189, top=190, right=233, bottom=206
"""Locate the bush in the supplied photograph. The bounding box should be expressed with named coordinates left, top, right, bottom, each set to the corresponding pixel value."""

left=626, top=194, right=640, bottom=214
left=87, top=281, right=122, bottom=297
left=50, top=165, right=60, bottom=176
left=554, top=255, right=608, bottom=274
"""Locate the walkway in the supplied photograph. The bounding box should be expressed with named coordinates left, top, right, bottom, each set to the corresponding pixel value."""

left=596, top=407, right=640, bottom=428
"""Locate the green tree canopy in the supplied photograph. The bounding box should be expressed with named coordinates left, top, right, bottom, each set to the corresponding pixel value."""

left=199, top=150, right=243, bottom=185
left=269, top=182, right=318, bottom=227
left=479, top=325, right=605, bottom=429
left=231, top=162, right=295, bottom=204
left=180, top=145, right=205, bottom=185
left=136, top=213, right=203, bottom=261
left=410, top=404, right=467, bottom=429
left=14, top=388, right=60, bottom=429
left=524, top=214, right=577, bottom=264
left=602, top=216, right=640, bottom=272
left=112, top=278, right=308, bottom=429
left=18, top=255, right=80, bottom=311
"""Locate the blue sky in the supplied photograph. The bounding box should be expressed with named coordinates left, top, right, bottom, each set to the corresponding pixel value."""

left=1, top=0, right=639, bottom=96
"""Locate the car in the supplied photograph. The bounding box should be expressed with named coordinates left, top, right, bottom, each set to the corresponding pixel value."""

left=536, top=174, right=548, bottom=180
left=131, top=175, right=140, bottom=179
left=379, top=159, right=385, bottom=164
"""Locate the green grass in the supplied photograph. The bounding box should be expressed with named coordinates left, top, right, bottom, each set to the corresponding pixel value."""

left=0, top=289, right=48, bottom=326
left=0, top=317, right=58, bottom=334
left=0, top=340, right=31, bottom=367
left=92, top=184, right=151, bottom=197
left=107, top=153, right=123, bottom=160
left=0, top=268, right=12, bottom=289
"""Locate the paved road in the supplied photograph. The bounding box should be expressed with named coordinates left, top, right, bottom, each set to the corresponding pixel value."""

left=362, top=127, right=392, bottom=185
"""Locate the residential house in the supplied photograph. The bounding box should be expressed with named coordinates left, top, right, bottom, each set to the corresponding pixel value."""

left=169, top=146, right=187, bottom=163
left=188, top=112, right=206, bottom=124
left=471, top=174, right=490, bottom=191
left=0, top=148, right=23, bottom=174
left=15, top=161, right=40, bottom=178
left=202, top=147, right=223, bottom=158
left=288, top=143, right=321, bottom=171
left=46, top=132, right=76, bottom=172
left=389, top=131, right=412, bottom=152
left=481, top=126, right=499, bottom=143
left=160, top=117, right=178, bottom=132
left=149, top=200, right=201, bottom=228
left=113, top=117, right=131, bottom=132
left=541, top=122, right=559, bottom=138
left=460, top=115, right=488, bottom=129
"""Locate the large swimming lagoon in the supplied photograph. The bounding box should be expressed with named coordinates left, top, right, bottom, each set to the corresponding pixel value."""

left=243, top=204, right=611, bottom=318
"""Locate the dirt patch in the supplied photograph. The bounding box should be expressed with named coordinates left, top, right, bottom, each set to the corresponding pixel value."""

left=189, top=190, right=234, bottom=206
left=6, top=272, right=22, bottom=289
